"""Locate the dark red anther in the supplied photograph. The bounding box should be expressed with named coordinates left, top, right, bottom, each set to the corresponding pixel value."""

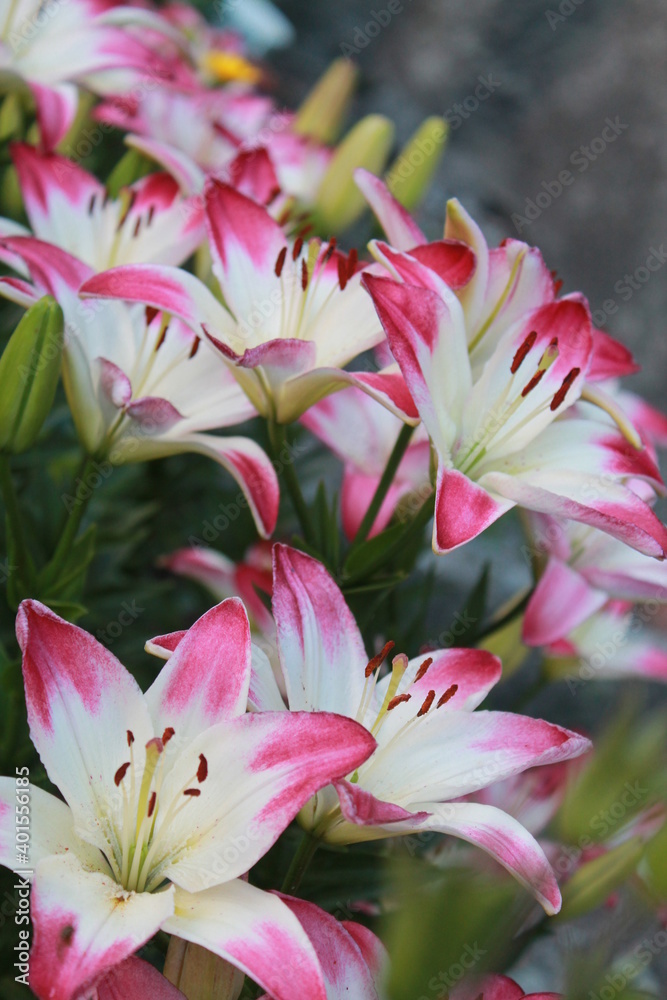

left=338, top=256, right=348, bottom=290
left=437, top=683, right=458, bottom=708
left=387, top=693, right=412, bottom=711
left=189, top=336, right=201, bottom=358
left=292, top=236, right=304, bottom=261
left=162, top=726, right=175, bottom=745
left=301, top=259, right=309, bottom=291
left=297, top=224, right=314, bottom=239
left=127, top=730, right=135, bottom=747
left=147, top=205, right=155, bottom=226
left=274, top=246, right=287, bottom=277
left=146, top=306, right=159, bottom=327
left=133, top=216, right=141, bottom=238
left=276, top=205, right=292, bottom=227
left=88, top=193, right=96, bottom=215
left=322, top=237, right=337, bottom=264
left=417, top=690, right=436, bottom=717
left=147, top=791, right=157, bottom=818
left=197, top=754, right=208, bottom=783
left=365, top=640, right=396, bottom=678
left=521, top=367, right=546, bottom=397
left=510, top=330, right=537, bottom=374
left=414, top=657, right=433, bottom=682
left=114, top=762, right=130, bottom=786
left=183, top=788, right=201, bottom=797
left=347, top=247, right=358, bottom=278
left=550, top=367, right=581, bottom=410
left=265, top=185, right=282, bottom=206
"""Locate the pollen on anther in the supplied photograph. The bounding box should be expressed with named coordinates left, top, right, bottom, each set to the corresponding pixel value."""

left=510, top=330, right=537, bottom=374
left=301, top=259, right=309, bottom=291
left=197, top=754, right=208, bottom=783
left=183, top=788, right=201, bottom=797
left=162, top=726, right=175, bottom=745
left=147, top=205, right=155, bottom=226
left=127, top=730, right=135, bottom=747
left=417, top=690, right=436, bottom=717
left=87, top=193, right=96, bottom=215
left=155, top=324, right=168, bottom=350
left=322, top=237, right=337, bottom=264
left=550, top=367, right=580, bottom=411
left=387, top=693, right=412, bottom=711
left=414, top=657, right=433, bottom=682
left=365, top=640, right=395, bottom=677
left=147, top=791, right=157, bottom=818
left=521, top=367, right=546, bottom=397
left=133, top=216, right=142, bottom=238
left=274, top=246, right=287, bottom=277
left=114, top=762, right=130, bottom=786
left=347, top=248, right=358, bottom=278
left=437, top=683, right=458, bottom=708
left=146, top=306, right=159, bottom=327
left=292, top=237, right=303, bottom=261
left=189, top=337, right=201, bottom=359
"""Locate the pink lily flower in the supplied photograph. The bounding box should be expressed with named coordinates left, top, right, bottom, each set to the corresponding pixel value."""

left=0, top=142, right=204, bottom=274
left=356, top=169, right=638, bottom=387
left=80, top=181, right=417, bottom=424
left=94, top=956, right=186, bottom=999
left=151, top=544, right=591, bottom=914
left=362, top=244, right=667, bottom=556
left=450, top=975, right=560, bottom=1000
left=0, top=0, right=184, bottom=149
left=0, top=599, right=376, bottom=1000
left=542, top=600, right=667, bottom=684
left=301, top=385, right=431, bottom=539
left=0, top=232, right=279, bottom=537
left=523, top=514, right=667, bottom=648
left=257, top=896, right=388, bottom=1000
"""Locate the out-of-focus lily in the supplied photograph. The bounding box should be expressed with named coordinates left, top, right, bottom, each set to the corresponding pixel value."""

left=81, top=181, right=417, bottom=424
left=148, top=544, right=590, bottom=914
left=363, top=241, right=667, bottom=556
left=0, top=0, right=183, bottom=149
left=301, top=386, right=431, bottom=539
left=0, top=599, right=376, bottom=1000
left=0, top=234, right=280, bottom=537
left=450, top=975, right=560, bottom=1000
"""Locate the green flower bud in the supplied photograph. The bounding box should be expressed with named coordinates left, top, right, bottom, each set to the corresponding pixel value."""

left=0, top=296, right=64, bottom=453
left=294, top=58, right=359, bottom=143
left=314, top=114, right=395, bottom=233
left=386, top=116, right=448, bottom=211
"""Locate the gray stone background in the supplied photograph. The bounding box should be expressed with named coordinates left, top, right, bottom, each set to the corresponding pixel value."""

left=270, top=0, right=667, bottom=407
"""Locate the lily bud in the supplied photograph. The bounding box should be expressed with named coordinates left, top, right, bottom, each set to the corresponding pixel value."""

left=295, top=58, right=359, bottom=143
left=164, top=937, right=244, bottom=1000
left=0, top=91, right=24, bottom=142
left=0, top=296, right=64, bottom=454
left=314, top=114, right=395, bottom=233
left=557, top=836, right=644, bottom=920
left=386, top=116, right=448, bottom=211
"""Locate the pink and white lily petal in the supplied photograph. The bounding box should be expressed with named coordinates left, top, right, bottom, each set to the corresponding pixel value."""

left=165, top=880, right=328, bottom=1000
left=588, top=328, right=640, bottom=381
left=355, top=168, right=426, bottom=249
left=450, top=974, right=560, bottom=1000
left=30, top=82, right=79, bottom=151
left=145, top=598, right=252, bottom=744
left=16, top=600, right=153, bottom=856
left=29, top=851, right=175, bottom=1000
left=434, top=466, right=514, bottom=553
left=273, top=544, right=368, bottom=715
left=263, top=894, right=388, bottom=1000
left=95, top=957, right=186, bottom=1000
left=373, top=647, right=502, bottom=714
left=522, top=557, right=609, bottom=647
left=405, top=801, right=563, bottom=915
left=155, top=711, right=376, bottom=890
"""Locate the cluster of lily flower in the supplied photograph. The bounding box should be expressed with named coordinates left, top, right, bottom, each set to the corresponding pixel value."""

left=1, top=1, right=666, bottom=998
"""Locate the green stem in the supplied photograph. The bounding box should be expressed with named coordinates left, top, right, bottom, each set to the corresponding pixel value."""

left=280, top=831, right=320, bottom=895
left=0, top=454, right=35, bottom=591
left=267, top=420, right=315, bottom=544
left=350, top=422, right=415, bottom=551
left=344, top=491, right=435, bottom=585
left=40, top=456, right=98, bottom=591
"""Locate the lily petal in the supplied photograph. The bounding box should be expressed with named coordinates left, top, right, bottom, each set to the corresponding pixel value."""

left=522, top=558, right=608, bottom=646
left=95, top=956, right=186, bottom=1000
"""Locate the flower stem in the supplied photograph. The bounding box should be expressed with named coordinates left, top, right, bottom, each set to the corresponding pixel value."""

left=267, top=420, right=315, bottom=544
left=39, top=455, right=99, bottom=592
left=280, top=831, right=320, bottom=895
left=0, top=454, right=35, bottom=594
left=350, top=422, right=415, bottom=551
